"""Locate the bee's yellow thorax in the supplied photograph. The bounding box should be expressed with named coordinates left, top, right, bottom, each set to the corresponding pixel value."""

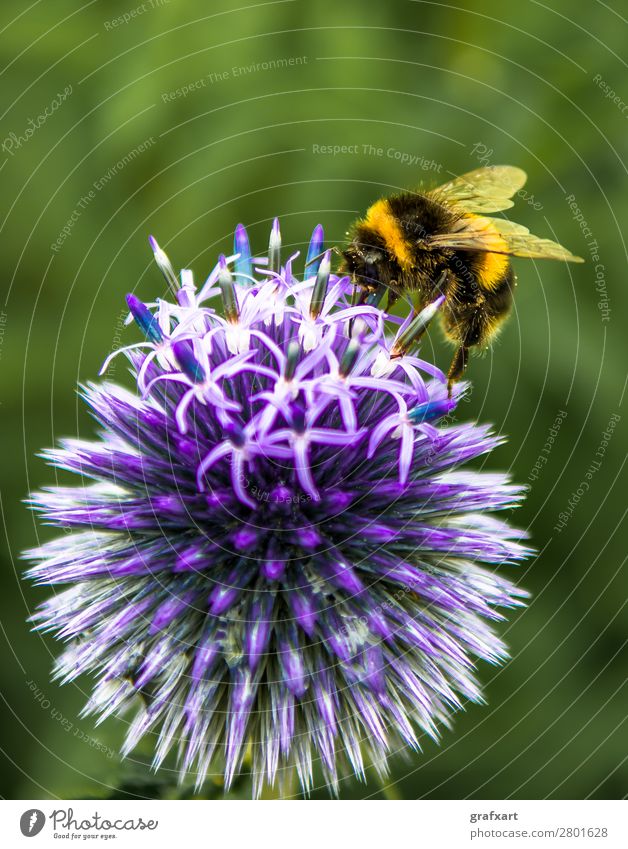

left=364, top=199, right=414, bottom=269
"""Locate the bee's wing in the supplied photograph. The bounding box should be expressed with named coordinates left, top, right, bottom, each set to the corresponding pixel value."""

left=428, top=166, right=528, bottom=213
left=427, top=216, right=584, bottom=262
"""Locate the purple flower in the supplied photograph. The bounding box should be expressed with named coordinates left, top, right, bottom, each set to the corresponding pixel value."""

left=25, top=221, right=530, bottom=797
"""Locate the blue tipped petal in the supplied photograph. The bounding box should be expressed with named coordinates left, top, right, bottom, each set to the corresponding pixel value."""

left=126, top=293, right=163, bottom=344
left=233, top=223, right=253, bottom=282
left=309, top=249, right=331, bottom=318
left=172, top=340, right=205, bottom=384
left=305, top=223, right=324, bottom=275
left=408, top=396, right=457, bottom=423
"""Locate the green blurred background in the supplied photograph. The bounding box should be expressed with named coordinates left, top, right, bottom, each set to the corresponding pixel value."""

left=0, top=0, right=626, bottom=800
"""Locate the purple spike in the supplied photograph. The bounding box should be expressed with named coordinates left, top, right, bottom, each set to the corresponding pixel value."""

left=315, top=726, right=336, bottom=773
left=225, top=668, right=256, bottom=787
left=321, top=622, right=352, bottom=663
left=208, top=564, right=255, bottom=616
left=361, top=644, right=387, bottom=694
left=364, top=600, right=396, bottom=642
left=313, top=666, right=338, bottom=735
left=360, top=522, right=396, bottom=543
left=278, top=625, right=307, bottom=697
left=285, top=582, right=318, bottom=636
left=231, top=527, right=259, bottom=550
left=174, top=545, right=209, bottom=573
left=244, top=593, right=274, bottom=671
left=101, top=598, right=152, bottom=640
left=320, top=552, right=364, bottom=595
left=276, top=691, right=295, bottom=756
left=134, top=637, right=177, bottom=688
left=325, top=490, right=354, bottom=512
left=270, top=484, right=293, bottom=504
left=261, top=540, right=286, bottom=581
left=149, top=591, right=195, bottom=636
left=262, top=558, right=286, bottom=581
left=208, top=585, right=241, bottom=617
left=191, top=635, right=221, bottom=683
left=351, top=688, right=388, bottom=746
left=293, top=526, right=321, bottom=549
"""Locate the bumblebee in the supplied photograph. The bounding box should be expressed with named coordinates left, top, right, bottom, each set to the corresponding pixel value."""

left=341, top=166, right=583, bottom=388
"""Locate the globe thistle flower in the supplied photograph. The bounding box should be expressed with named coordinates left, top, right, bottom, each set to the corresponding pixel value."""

left=25, top=220, right=530, bottom=797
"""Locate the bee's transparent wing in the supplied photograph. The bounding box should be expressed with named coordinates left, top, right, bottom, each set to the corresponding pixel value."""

left=427, top=215, right=584, bottom=262
left=429, top=165, right=528, bottom=213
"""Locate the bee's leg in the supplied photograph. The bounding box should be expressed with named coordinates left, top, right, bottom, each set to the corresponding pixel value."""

left=349, top=281, right=366, bottom=335
left=350, top=280, right=364, bottom=308
left=391, top=292, right=401, bottom=313
left=447, top=346, right=469, bottom=397
left=365, top=282, right=389, bottom=307
left=350, top=282, right=388, bottom=335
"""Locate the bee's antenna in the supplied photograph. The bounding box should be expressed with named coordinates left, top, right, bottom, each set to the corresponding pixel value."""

left=304, top=245, right=342, bottom=267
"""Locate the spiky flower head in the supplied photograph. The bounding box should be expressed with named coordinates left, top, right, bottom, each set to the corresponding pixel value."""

left=25, top=221, right=530, bottom=797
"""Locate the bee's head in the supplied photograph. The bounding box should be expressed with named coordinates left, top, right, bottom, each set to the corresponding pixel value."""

left=342, top=243, right=385, bottom=289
